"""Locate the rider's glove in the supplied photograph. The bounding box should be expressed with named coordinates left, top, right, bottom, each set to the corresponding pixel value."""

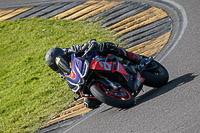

left=88, top=39, right=98, bottom=51
left=75, top=39, right=98, bottom=57
left=80, top=39, right=98, bottom=53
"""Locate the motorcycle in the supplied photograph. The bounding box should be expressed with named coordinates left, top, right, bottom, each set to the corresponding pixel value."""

left=59, top=43, right=169, bottom=108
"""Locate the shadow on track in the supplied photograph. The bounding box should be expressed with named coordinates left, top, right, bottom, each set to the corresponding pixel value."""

left=100, top=73, right=198, bottom=112
left=135, top=73, right=198, bottom=106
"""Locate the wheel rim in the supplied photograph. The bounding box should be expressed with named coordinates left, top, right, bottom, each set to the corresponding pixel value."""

left=97, top=82, right=131, bottom=101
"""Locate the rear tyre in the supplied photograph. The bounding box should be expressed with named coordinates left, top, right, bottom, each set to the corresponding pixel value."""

left=142, top=61, right=169, bottom=88
left=90, top=82, right=135, bottom=108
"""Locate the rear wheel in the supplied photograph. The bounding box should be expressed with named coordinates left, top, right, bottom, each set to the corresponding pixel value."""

left=90, top=82, right=135, bottom=108
left=142, top=61, right=169, bottom=88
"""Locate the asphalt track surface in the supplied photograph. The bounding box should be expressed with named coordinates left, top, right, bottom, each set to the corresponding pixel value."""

left=1, top=0, right=200, bottom=133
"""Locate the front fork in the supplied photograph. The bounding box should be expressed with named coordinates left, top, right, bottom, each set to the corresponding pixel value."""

left=95, top=72, right=122, bottom=91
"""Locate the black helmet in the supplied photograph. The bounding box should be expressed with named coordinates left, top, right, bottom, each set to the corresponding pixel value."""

left=45, top=46, right=65, bottom=72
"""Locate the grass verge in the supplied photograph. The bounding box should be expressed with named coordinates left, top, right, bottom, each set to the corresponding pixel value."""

left=0, top=18, right=119, bottom=133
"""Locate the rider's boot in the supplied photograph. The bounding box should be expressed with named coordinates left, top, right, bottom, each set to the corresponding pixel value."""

left=84, top=98, right=102, bottom=109
left=126, top=52, right=143, bottom=64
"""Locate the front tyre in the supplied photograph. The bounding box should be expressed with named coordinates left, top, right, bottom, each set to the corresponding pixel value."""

left=90, top=82, right=135, bottom=108
left=142, top=61, right=169, bottom=88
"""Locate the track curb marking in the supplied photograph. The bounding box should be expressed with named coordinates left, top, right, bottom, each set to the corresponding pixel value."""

left=0, top=7, right=34, bottom=21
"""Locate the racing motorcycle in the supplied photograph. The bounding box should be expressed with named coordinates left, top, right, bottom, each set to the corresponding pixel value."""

left=59, top=43, right=169, bottom=108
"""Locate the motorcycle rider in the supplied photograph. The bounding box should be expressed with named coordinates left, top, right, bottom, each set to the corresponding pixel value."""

left=45, top=39, right=144, bottom=109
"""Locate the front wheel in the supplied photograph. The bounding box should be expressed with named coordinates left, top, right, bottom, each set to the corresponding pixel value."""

left=142, top=60, right=169, bottom=88
left=90, top=82, right=135, bottom=108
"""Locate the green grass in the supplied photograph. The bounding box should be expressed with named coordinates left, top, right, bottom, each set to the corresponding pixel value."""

left=0, top=18, right=119, bottom=133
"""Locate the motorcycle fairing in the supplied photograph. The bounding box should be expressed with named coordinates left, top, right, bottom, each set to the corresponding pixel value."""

left=64, top=53, right=84, bottom=89
left=113, top=61, right=129, bottom=81
left=90, top=58, right=129, bottom=81
left=90, top=58, right=113, bottom=71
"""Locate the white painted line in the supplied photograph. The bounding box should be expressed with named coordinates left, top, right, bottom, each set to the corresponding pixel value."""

left=156, top=0, right=188, bottom=62
left=63, top=104, right=105, bottom=133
